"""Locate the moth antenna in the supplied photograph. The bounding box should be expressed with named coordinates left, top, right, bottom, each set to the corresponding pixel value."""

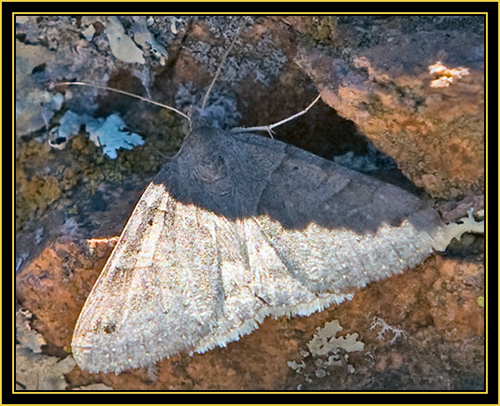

left=49, top=81, right=192, bottom=126
left=230, top=93, right=323, bottom=137
left=200, top=18, right=247, bottom=113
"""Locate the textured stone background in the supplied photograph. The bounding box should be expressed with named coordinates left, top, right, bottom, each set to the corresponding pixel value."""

left=15, top=15, right=485, bottom=391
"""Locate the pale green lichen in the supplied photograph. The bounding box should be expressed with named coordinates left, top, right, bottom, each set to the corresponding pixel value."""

left=433, top=208, right=485, bottom=252
left=105, top=16, right=145, bottom=64
left=288, top=320, right=365, bottom=380
left=477, top=296, right=485, bottom=308
left=307, top=320, right=365, bottom=357
left=370, top=317, right=406, bottom=344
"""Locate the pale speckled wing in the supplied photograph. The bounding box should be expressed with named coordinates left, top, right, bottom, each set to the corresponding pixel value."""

left=192, top=214, right=351, bottom=354
left=191, top=210, right=440, bottom=354
left=252, top=211, right=439, bottom=294
left=72, top=183, right=350, bottom=374
left=72, top=181, right=226, bottom=374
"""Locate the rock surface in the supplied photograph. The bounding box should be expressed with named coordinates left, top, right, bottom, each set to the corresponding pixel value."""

left=291, top=16, right=484, bottom=199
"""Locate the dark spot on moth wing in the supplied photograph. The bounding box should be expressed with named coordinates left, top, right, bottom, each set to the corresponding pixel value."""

left=103, top=321, right=117, bottom=334
left=154, top=124, right=444, bottom=235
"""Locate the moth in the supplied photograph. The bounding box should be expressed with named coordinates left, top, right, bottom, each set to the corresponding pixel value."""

left=65, top=17, right=482, bottom=375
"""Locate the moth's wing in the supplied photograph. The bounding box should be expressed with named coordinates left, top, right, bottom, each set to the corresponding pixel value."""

left=192, top=208, right=439, bottom=353
left=180, top=127, right=444, bottom=234
left=193, top=214, right=350, bottom=354
left=252, top=211, right=439, bottom=294
left=72, top=180, right=225, bottom=374
left=224, top=132, right=445, bottom=293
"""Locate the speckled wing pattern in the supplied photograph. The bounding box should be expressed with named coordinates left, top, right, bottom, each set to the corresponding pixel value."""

left=72, top=124, right=445, bottom=374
